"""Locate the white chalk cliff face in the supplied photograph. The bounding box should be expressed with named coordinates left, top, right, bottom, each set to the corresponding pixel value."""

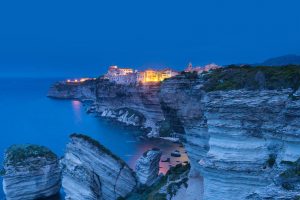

left=61, top=134, right=137, bottom=200
left=200, top=90, right=300, bottom=200
left=2, top=145, right=61, bottom=200
left=135, top=149, right=162, bottom=186
left=101, top=107, right=146, bottom=127
left=92, top=81, right=164, bottom=137
left=160, top=75, right=300, bottom=200
left=48, top=80, right=164, bottom=137
left=48, top=80, right=97, bottom=100
left=48, top=67, right=300, bottom=199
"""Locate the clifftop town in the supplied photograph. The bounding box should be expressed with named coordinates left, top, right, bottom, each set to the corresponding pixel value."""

left=63, top=63, right=222, bottom=86
left=47, top=65, right=300, bottom=199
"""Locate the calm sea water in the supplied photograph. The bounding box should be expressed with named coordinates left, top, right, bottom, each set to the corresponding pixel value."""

left=0, top=78, right=188, bottom=199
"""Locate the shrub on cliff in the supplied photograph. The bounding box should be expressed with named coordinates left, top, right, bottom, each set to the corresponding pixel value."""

left=279, top=158, right=300, bottom=190
left=5, top=144, right=57, bottom=167
left=180, top=71, right=199, bottom=80
left=202, top=65, right=300, bottom=92
left=127, top=163, right=190, bottom=200
left=280, top=159, right=300, bottom=179
left=0, top=167, right=5, bottom=176
left=158, top=120, right=173, bottom=137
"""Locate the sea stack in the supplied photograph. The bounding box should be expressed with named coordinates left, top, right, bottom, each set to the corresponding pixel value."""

left=135, top=148, right=162, bottom=186
left=2, top=144, right=61, bottom=200
left=61, top=133, right=137, bottom=200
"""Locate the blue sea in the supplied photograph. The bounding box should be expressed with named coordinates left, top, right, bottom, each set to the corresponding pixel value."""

left=0, top=78, right=187, bottom=199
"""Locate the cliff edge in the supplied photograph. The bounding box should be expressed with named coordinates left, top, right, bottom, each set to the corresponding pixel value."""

left=2, top=144, right=61, bottom=200
left=48, top=65, right=300, bottom=199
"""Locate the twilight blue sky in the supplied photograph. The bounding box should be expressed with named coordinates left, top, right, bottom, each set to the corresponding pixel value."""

left=0, top=0, right=300, bottom=77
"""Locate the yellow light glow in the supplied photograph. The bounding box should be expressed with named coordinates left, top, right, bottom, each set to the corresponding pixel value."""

left=140, top=70, right=173, bottom=83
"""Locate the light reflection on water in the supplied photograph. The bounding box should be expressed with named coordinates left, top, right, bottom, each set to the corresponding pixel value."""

left=72, top=100, right=82, bottom=123
left=69, top=99, right=189, bottom=174
left=0, top=78, right=189, bottom=199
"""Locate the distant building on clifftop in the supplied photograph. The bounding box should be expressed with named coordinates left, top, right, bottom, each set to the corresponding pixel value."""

left=105, top=66, right=179, bottom=85
left=184, top=62, right=221, bottom=74
left=105, top=66, right=137, bottom=85
left=138, top=69, right=179, bottom=83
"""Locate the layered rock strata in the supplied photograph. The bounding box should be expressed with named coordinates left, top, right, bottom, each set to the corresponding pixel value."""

left=135, top=149, right=162, bottom=186
left=2, top=144, right=61, bottom=200
left=48, top=79, right=97, bottom=100
left=48, top=80, right=164, bottom=137
left=48, top=67, right=300, bottom=199
left=101, top=107, right=146, bottom=127
left=61, top=133, right=137, bottom=200
left=160, top=75, right=300, bottom=200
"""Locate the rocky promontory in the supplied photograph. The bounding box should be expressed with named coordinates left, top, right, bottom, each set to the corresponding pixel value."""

left=160, top=66, right=300, bottom=199
left=48, top=79, right=164, bottom=137
left=61, top=133, right=137, bottom=200
left=2, top=144, right=61, bottom=200
left=2, top=133, right=189, bottom=200
left=48, top=79, right=97, bottom=100
left=135, top=148, right=162, bottom=186
left=47, top=65, right=300, bottom=199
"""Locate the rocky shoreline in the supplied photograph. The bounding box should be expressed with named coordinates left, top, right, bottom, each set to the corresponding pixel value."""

left=46, top=66, right=300, bottom=199
left=1, top=134, right=190, bottom=200
left=2, top=145, right=61, bottom=200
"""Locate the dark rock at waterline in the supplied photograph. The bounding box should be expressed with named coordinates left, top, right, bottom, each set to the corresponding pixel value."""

left=171, top=150, right=181, bottom=157
left=161, top=158, right=170, bottom=162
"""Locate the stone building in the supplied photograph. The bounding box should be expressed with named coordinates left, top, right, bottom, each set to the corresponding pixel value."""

left=105, top=66, right=179, bottom=85
left=138, top=69, right=179, bottom=83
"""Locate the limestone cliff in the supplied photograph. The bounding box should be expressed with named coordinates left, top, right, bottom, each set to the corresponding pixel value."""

left=61, top=133, right=137, bottom=200
left=48, top=79, right=164, bottom=137
left=48, top=79, right=97, bottom=100
left=2, top=144, right=61, bottom=200
left=159, top=67, right=300, bottom=200
left=48, top=66, right=300, bottom=199
left=135, top=149, right=162, bottom=186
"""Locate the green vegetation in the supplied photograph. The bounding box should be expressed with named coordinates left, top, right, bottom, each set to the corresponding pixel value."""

left=294, top=196, right=300, bottom=200
left=280, top=160, right=300, bottom=179
left=279, top=158, right=300, bottom=190
left=158, top=120, right=173, bottom=137
left=282, top=182, right=294, bottom=190
left=5, top=144, right=57, bottom=166
left=127, top=163, right=190, bottom=200
left=202, top=65, right=300, bottom=92
left=281, top=160, right=297, bottom=166
left=267, top=154, right=277, bottom=168
left=180, top=71, right=198, bottom=80
left=0, top=167, right=5, bottom=176
left=167, top=177, right=188, bottom=197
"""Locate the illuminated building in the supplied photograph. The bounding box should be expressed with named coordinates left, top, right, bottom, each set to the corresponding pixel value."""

left=107, top=66, right=134, bottom=76
left=105, top=65, right=179, bottom=85
left=105, top=66, right=136, bottom=85
left=65, top=78, right=95, bottom=84
left=138, top=69, right=179, bottom=83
